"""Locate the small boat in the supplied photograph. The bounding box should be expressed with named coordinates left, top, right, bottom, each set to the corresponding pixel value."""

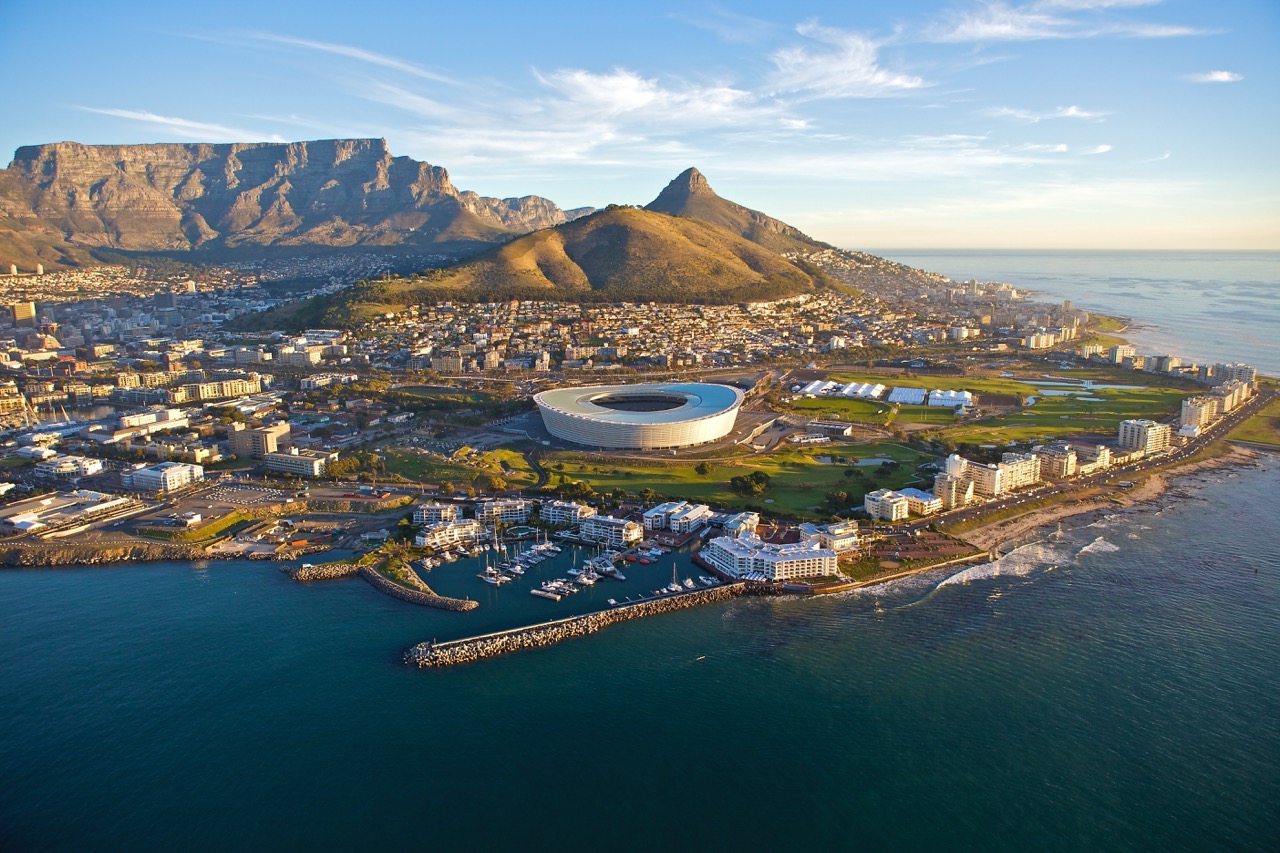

left=607, top=598, right=619, bottom=607
left=683, top=578, right=697, bottom=590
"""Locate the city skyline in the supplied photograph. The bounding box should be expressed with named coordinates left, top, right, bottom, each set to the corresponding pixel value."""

left=2, top=0, right=1276, bottom=249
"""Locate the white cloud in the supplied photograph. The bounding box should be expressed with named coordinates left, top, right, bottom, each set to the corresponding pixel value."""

left=1080, top=144, right=1113, bottom=154
left=924, top=0, right=1209, bottom=42
left=1185, top=70, right=1243, bottom=83
left=768, top=21, right=926, bottom=98
left=245, top=33, right=454, bottom=83
left=77, top=108, right=285, bottom=142
left=982, top=104, right=1108, bottom=121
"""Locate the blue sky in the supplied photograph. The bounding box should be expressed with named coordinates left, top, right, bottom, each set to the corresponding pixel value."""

left=2, top=0, right=1276, bottom=249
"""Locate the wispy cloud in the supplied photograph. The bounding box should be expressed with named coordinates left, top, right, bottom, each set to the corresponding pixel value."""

left=670, top=7, right=778, bottom=44
left=768, top=21, right=926, bottom=98
left=924, top=0, right=1209, bottom=42
left=244, top=32, right=455, bottom=83
left=77, top=107, right=285, bottom=142
left=1185, top=69, right=1243, bottom=83
left=982, top=104, right=1109, bottom=121
left=1080, top=143, right=1113, bottom=154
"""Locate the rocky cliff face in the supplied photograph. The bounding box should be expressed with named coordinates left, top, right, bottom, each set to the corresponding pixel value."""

left=0, top=138, right=592, bottom=261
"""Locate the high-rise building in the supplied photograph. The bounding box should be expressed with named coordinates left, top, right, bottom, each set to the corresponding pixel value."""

left=11, top=302, right=36, bottom=329
left=1117, top=419, right=1171, bottom=455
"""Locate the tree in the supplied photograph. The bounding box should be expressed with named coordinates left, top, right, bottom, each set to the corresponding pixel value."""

left=694, top=461, right=713, bottom=478
left=640, top=487, right=658, bottom=503
left=730, top=471, right=772, bottom=496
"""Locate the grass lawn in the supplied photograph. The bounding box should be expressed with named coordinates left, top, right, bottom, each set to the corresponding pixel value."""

left=1229, top=396, right=1280, bottom=448
left=891, top=404, right=957, bottom=427
left=825, top=369, right=1041, bottom=396
left=545, top=441, right=937, bottom=519
left=940, top=384, right=1187, bottom=444
left=382, top=447, right=538, bottom=488
left=789, top=396, right=891, bottom=423
left=381, top=450, right=475, bottom=483
left=394, top=385, right=494, bottom=404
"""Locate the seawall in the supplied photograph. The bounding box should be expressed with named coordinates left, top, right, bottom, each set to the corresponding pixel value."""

left=406, top=583, right=748, bottom=668
left=0, top=541, right=203, bottom=567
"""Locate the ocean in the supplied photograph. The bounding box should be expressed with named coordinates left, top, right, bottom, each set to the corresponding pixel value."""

left=876, top=250, right=1280, bottom=376
left=2, top=252, right=1278, bottom=851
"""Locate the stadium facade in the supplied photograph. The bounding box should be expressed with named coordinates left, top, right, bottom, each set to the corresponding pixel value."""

left=533, top=382, right=744, bottom=450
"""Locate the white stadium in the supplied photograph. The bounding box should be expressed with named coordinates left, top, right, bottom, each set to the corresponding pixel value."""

left=533, top=382, right=745, bottom=450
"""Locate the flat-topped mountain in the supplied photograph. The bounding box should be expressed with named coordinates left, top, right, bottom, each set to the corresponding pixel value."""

left=0, top=138, right=592, bottom=267
left=644, top=167, right=828, bottom=255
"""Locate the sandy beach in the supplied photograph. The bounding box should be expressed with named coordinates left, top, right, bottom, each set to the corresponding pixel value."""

left=957, top=443, right=1260, bottom=552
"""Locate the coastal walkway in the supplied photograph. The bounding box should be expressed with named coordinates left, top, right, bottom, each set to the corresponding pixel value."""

left=406, top=583, right=748, bottom=668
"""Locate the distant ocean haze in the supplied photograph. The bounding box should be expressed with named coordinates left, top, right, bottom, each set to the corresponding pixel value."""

left=876, top=250, right=1280, bottom=376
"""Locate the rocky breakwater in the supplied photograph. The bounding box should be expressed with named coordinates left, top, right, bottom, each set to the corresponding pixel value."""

left=406, top=583, right=748, bottom=668
left=286, top=560, right=476, bottom=611
left=287, top=562, right=361, bottom=581
left=357, top=565, right=477, bottom=612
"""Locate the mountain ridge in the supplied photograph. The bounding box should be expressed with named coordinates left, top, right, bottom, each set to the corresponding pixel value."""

left=0, top=138, right=593, bottom=268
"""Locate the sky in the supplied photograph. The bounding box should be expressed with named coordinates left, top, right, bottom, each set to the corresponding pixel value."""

left=2, top=0, right=1276, bottom=249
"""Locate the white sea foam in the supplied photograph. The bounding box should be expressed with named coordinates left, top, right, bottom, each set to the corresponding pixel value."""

left=1077, top=536, right=1121, bottom=556
left=938, top=542, right=1065, bottom=588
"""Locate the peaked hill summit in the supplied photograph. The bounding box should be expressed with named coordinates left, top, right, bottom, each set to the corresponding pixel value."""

left=644, top=167, right=828, bottom=255
left=251, top=168, right=842, bottom=329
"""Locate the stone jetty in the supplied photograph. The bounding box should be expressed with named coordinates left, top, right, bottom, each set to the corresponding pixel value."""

left=287, top=562, right=361, bottom=581
left=357, top=564, right=477, bottom=612
left=405, top=583, right=748, bottom=668
left=287, top=561, right=477, bottom=612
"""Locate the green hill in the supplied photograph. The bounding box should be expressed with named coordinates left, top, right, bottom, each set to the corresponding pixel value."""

left=251, top=201, right=828, bottom=328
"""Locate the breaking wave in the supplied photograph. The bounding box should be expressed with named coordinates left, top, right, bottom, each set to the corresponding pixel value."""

left=938, top=541, right=1066, bottom=588
left=1077, top=536, right=1121, bottom=556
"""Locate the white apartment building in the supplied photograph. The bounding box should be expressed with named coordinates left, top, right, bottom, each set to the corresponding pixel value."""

left=1117, top=419, right=1171, bottom=455
left=999, top=452, right=1042, bottom=491
left=540, top=500, right=596, bottom=526
left=475, top=498, right=533, bottom=525
left=897, top=488, right=943, bottom=516
left=1035, top=444, right=1078, bottom=479
left=579, top=515, right=643, bottom=548
left=933, top=474, right=975, bottom=509
left=413, top=502, right=460, bottom=525
left=264, top=447, right=334, bottom=478
left=864, top=489, right=909, bottom=521
left=1181, top=396, right=1221, bottom=430
left=35, top=454, right=104, bottom=480
left=414, top=519, right=483, bottom=550
left=722, top=511, right=760, bottom=538
left=700, top=534, right=838, bottom=581
left=643, top=500, right=712, bottom=533
left=798, top=519, right=860, bottom=552
left=121, top=461, right=204, bottom=493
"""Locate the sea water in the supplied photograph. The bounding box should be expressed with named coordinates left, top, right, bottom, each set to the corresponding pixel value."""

left=3, top=252, right=1279, bottom=851
left=877, top=250, right=1280, bottom=376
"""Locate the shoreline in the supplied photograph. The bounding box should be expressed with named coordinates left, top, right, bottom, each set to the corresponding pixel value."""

left=955, top=443, right=1260, bottom=553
